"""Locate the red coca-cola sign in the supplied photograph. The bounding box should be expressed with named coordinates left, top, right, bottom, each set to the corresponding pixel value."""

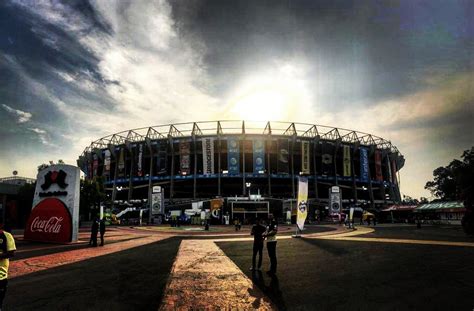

left=24, top=198, right=72, bottom=243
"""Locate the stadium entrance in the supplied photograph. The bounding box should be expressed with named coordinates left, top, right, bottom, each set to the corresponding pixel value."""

left=230, top=201, right=270, bottom=224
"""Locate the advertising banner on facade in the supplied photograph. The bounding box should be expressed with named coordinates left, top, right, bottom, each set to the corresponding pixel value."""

left=202, top=138, right=215, bottom=175
left=360, top=147, right=369, bottom=182
left=92, top=153, right=99, bottom=177
left=301, top=141, right=310, bottom=175
left=151, top=186, right=164, bottom=215
left=329, top=186, right=342, bottom=215
left=277, top=139, right=289, bottom=174
left=118, top=148, right=125, bottom=177
left=253, top=139, right=265, bottom=174
left=227, top=138, right=240, bottom=174
left=296, top=177, right=308, bottom=230
left=103, top=150, right=111, bottom=176
left=375, top=149, right=383, bottom=181
left=179, top=141, right=191, bottom=175
left=386, top=156, right=392, bottom=182
left=343, top=145, right=351, bottom=177
left=321, top=142, right=334, bottom=176
left=211, top=198, right=223, bottom=219
left=391, top=159, right=398, bottom=184
left=25, top=164, right=80, bottom=243
left=136, top=144, right=144, bottom=177
left=156, top=141, right=168, bottom=175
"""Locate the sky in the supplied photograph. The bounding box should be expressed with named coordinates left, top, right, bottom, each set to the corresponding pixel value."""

left=0, top=0, right=473, bottom=199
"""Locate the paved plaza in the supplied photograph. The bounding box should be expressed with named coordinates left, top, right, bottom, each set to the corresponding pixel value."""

left=4, top=224, right=474, bottom=310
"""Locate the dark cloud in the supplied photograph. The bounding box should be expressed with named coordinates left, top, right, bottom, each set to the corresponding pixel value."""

left=171, top=0, right=474, bottom=104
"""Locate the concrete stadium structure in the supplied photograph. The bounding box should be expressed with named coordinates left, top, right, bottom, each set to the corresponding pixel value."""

left=77, top=121, right=404, bottom=219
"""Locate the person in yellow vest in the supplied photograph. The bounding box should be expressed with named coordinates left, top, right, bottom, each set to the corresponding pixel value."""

left=0, top=225, right=16, bottom=311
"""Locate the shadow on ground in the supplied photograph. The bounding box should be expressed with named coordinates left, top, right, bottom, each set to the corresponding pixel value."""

left=6, top=237, right=181, bottom=311
left=218, top=236, right=474, bottom=310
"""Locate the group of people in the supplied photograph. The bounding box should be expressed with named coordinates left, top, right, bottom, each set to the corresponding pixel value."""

left=89, top=217, right=106, bottom=247
left=249, top=214, right=278, bottom=275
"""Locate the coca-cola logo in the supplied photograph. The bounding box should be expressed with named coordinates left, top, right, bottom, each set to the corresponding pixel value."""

left=25, top=198, right=72, bottom=243
left=30, top=216, right=63, bottom=233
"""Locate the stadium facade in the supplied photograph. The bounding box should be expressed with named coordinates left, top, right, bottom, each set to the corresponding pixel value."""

left=77, top=121, right=404, bottom=219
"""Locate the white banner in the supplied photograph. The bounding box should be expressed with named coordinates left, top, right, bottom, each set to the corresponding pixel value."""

left=202, top=138, right=215, bottom=174
left=151, top=192, right=164, bottom=215
left=296, top=177, right=308, bottom=231
left=329, top=186, right=341, bottom=214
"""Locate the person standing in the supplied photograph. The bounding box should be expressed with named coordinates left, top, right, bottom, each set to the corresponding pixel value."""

left=99, top=217, right=106, bottom=246
left=264, top=214, right=278, bottom=275
left=0, top=225, right=16, bottom=311
left=89, top=217, right=99, bottom=247
left=250, top=218, right=266, bottom=271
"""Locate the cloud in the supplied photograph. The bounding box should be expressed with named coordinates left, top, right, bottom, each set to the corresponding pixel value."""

left=1, top=104, right=32, bottom=123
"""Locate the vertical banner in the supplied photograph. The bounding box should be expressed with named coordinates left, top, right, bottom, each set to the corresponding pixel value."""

left=329, top=186, right=342, bottom=214
left=88, top=157, right=93, bottom=179
left=118, top=148, right=125, bottom=177
left=253, top=139, right=265, bottom=174
left=156, top=141, right=168, bottom=175
left=136, top=144, right=144, bottom=177
left=179, top=141, right=191, bottom=174
left=321, top=142, right=334, bottom=176
left=296, top=176, right=308, bottom=230
left=151, top=186, right=164, bottom=215
left=386, top=156, right=392, bottom=182
left=391, top=159, right=398, bottom=184
left=375, top=150, right=383, bottom=181
left=301, top=141, right=310, bottom=174
left=343, top=145, right=351, bottom=177
left=211, top=199, right=223, bottom=219
left=227, top=138, right=240, bottom=174
left=103, top=150, right=111, bottom=176
left=360, top=147, right=369, bottom=182
left=277, top=139, right=289, bottom=174
left=202, top=138, right=215, bottom=175
left=92, top=154, right=99, bottom=177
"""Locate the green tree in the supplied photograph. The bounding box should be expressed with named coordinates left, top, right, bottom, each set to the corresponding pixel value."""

left=17, top=182, right=36, bottom=227
left=425, top=147, right=474, bottom=234
left=80, top=177, right=106, bottom=221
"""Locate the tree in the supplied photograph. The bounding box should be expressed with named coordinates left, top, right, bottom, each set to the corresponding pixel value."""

left=16, top=182, right=36, bottom=227
left=425, top=148, right=473, bottom=202
left=80, top=177, right=106, bottom=221
left=425, top=147, right=474, bottom=234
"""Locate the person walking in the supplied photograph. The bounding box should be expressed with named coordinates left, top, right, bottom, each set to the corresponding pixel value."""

left=99, top=217, right=106, bottom=246
left=250, top=218, right=266, bottom=271
left=264, top=214, right=278, bottom=275
left=0, top=225, right=16, bottom=311
left=89, top=217, right=99, bottom=247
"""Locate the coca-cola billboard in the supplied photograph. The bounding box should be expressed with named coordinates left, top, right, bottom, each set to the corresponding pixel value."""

left=24, top=198, right=72, bottom=243
left=25, top=164, right=80, bottom=243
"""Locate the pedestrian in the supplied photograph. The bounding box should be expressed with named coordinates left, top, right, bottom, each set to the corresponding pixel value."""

left=89, top=217, right=99, bottom=247
left=250, top=218, right=266, bottom=271
left=264, top=214, right=278, bottom=275
left=234, top=218, right=239, bottom=231
left=99, top=217, right=106, bottom=246
left=0, top=224, right=16, bottom=311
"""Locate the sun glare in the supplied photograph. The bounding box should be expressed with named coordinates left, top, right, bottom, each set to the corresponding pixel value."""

left=224, top=64, right=312, bottom=121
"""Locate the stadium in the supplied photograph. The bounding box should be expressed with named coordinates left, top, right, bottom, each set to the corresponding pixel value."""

left=77, top=121, right=404, bottom=222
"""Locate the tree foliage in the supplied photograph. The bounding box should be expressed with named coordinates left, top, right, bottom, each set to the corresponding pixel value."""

left=425, top=147, right=474, bottom=204
left=80, top=176, right=106, bottom=220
